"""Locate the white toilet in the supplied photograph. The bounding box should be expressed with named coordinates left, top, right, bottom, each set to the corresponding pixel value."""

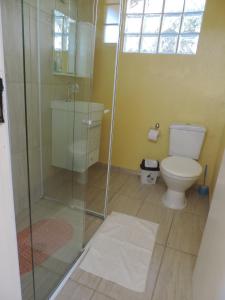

left=161, top=124, right=206, bottom=210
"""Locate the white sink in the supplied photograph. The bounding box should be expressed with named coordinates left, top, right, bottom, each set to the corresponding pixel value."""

left=51, top=100, right=104, bottom=113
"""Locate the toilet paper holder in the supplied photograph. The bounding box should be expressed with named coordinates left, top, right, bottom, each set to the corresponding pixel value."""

left=148, top=123, right=160, bottom=142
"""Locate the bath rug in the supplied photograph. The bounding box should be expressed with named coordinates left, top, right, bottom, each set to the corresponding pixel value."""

left=80, top=212, right=159, bottom=292
left=17, top=218, right=73, bottom=275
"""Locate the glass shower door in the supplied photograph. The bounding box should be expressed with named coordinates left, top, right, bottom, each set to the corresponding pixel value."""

left=3, top=0, right=121, bottom=297
left=22, top=0, right=86, bottom=299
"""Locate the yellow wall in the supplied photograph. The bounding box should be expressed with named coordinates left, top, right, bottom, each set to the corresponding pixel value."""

left=93, top=0, right=225, bottom=190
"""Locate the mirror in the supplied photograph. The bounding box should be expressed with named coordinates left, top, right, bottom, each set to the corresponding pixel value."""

left=53, top=10, right=76, bottom=75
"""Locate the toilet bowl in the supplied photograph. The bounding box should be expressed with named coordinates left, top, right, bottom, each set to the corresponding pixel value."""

left=161, top=156, right=202, bottom=209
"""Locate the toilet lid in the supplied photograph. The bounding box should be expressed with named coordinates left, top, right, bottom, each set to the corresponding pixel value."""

left=161, top=156, right=202, bottom=178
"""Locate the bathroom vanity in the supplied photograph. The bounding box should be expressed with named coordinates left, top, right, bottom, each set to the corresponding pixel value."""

left=51, top=100, right=104, bottom=172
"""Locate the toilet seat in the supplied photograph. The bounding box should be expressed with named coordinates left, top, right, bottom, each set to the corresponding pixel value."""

left=161, top=156, right=202, bottom=178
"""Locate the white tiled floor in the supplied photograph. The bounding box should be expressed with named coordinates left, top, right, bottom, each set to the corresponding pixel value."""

left=55, top=167, right=209, bottom=300
left=17, top=164, right=209, bottom=300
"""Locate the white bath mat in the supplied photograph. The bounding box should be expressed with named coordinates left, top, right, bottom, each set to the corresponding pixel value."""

left=80, top=212, right=159, bottom=292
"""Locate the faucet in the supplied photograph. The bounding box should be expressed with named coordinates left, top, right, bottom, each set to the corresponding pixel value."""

left=67, top=83, right=79, bottom=101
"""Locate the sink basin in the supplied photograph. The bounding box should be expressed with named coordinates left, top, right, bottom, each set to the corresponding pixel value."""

left=51, top=100, right=104, bottom=113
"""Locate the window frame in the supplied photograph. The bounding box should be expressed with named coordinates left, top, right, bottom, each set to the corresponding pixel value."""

left=122, top=0, right=206, bottom=55
left=103, top=0, right=120, bottom=44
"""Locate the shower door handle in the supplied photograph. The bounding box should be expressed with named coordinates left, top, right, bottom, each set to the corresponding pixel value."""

left=0, top=78, right=4, bottom=123
left=82, top=119, right=101, bottom=128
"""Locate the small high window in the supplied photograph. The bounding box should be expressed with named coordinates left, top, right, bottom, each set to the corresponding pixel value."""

left=123, top=0, right=206, bottom=55
left=54, top=10, right=70, bottom=51
left=104, top=0, right=120, bottom=43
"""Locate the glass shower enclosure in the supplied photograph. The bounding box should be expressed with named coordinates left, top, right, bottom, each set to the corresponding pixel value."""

left=1, top=0, right=121, bottom=299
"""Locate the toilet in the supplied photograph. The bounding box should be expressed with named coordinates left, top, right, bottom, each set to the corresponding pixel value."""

left=161, top=124, right=206, bottom=210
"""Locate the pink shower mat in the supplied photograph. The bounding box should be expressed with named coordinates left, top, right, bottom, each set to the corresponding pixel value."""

left=17, top=218, right=74, bottom=275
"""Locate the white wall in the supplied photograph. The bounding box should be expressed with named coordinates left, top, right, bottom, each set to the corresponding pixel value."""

left=193, top=149, right=225, bottom=300
left=0, top=3, right=22, bottom=299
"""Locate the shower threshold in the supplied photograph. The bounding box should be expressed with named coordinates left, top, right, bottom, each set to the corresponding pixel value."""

left=42, top=196, right=105, bottom=220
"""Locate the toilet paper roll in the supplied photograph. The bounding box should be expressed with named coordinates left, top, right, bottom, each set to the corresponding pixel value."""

left=148, top=129, right=159, bottom=141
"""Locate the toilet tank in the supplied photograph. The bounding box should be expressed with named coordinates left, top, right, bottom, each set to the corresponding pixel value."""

left=169, top=124, right=206, bottom=159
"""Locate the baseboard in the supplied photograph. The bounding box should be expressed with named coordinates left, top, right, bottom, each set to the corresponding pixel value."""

left=97, top=161, right=140, bottom=176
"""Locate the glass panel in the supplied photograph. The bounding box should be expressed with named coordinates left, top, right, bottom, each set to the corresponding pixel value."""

left=105, top=0, right=120, bottom=3
left=184, top=0, right=206, bottom=12
left=18, top=0, right=115, bottom=298
left=126, top=0, right=144, bottom=14
left=27, top=0, right=86, bottom=298
left=161, top=14, right=181, bottom=34
left=124, top=35, right=140, bottom=52
left=145, top=0, right=164, bottom=13
left=164, top=0, right=184, bottom=13
left=1, top=2, right=35, bottom=298
left=104, top=25, right=119, bottom=43
left=86, top=0, right=122, bottom=222
left=104, top=4, right=119, bottom=24
left=159, top=35, right=178, bottom=53
left=143, top=15, right=161, bottom=34
left=4, top=0, right=121, bottom=299
left=55, top=17, right=63, bottom=33
left=178, top=34, right=199, bottom=54
left=125, top=15, right=142, bottom=34
left=64, top=17, right=70, bottom=33
left=140, top=36, right=158, bottom=53
left=54, top=35, right=62, bottom=50
left=181, top=13, right=203, bottom=33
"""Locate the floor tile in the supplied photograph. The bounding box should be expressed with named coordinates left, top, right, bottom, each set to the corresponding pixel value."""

left=144, top=182, right=166, bottom=206
left=69, top=267, right=83, bottom=282
left=55, top=280, right=94, bottom=300
left=97, top=244, right=164, bottom=300
left=41, top=255, right=69, bottom=276
left=137, top=201, right=174, bottom=245
left=86, top=186, right=106, bottom=213
left=167, top=212, right=206, bottom=255
left=92, top=292, right=114, bottom=300
left=88, top=164, right=107, bottom=187
left=84, top=218, right=103, bottom=245
left=94, top=165, right=128, bottom=185
left=118, top=175, right=151, bottom=200
left=152, top=248, right=195, bottom=300
left=108, top=171, right=129, bottom=198
left=85, top=214, right=97, bottom=228
left=17, top=166, right=209, bottom=300
left=73, top=268, right=101, bottom=289
left=185, top=189, right=209, bottom=218
left=21, top=270, right=34, bottom=300
left=33, top=266, right=62, bottom=300
left=109, top=194, right=144, bottom=216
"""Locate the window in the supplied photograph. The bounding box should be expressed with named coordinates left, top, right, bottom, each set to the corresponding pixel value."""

left=54, top=10, right=75, bottom=51
left=123, top=0, right=206, bottom=54
left=104, top=0, right=120, bottom=43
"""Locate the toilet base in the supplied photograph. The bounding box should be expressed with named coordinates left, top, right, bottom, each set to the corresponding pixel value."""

left=162, top=189, right=187, bottom=210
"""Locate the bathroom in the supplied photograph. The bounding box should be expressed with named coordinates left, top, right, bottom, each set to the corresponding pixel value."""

left=0, top=0, right=225, bottom=299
